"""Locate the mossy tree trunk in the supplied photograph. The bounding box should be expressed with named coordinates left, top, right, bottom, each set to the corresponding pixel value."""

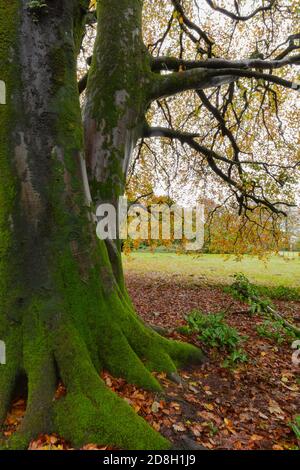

left=0, top=0, right=203, bottom=450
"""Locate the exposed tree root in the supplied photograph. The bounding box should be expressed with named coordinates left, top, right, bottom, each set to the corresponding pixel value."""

left=53, top=331, right=168, bottom=450
left=0, top=331, right=22, bottom=427
left=0, top=365, right=19, bottom=428
left=0, top=296, right=204, bottom=450
left=8, top=358, right=57, bottom=450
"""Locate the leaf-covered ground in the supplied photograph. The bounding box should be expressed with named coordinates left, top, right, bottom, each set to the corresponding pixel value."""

left=3, top=273, right=299, bottom=450
left=126, top=273, right=300, bottom=450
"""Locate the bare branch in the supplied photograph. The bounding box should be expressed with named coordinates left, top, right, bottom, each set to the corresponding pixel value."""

left=78, top=73, right=88, bottom=94
left=196, top=89, right=241, bottom=169
left=204, top=0, right=276, bottom=22
left=148, top=13, right=174, bottom=54
left=151, top=54, right=300, bottom=72
left=144, top=125, right=293, bottom=216
left=272, top=33, right=300, bottom=60
left=171, top=0, right=213, bottom=55
left=150, top=67, right=300, bottom=100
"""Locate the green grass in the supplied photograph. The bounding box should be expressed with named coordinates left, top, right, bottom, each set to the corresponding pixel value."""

left=123, top=252, right=300, bottom=288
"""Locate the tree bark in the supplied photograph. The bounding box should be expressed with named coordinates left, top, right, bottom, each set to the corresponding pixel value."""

left=0, top=0, right=203, bottom=450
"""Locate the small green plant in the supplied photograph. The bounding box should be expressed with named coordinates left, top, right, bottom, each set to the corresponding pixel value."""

left=250, top=298, right=272, bottom=314
left=227, top=273, right=273, bottom=314
left=207, top=421, right=219, bottom=436
left=256, top=319, right=296, bottom=344
left=226, top=279, right=300, bottom=302
left=222, top=348, right=248, bottom=369
left=186, top=311, right=245, bottom=351
left=227, top=273, right=257, bottom=299
left=289, top=415, right=300, bottom=441
left=176, top=325, right=191, bottom=335
left=183, top=310, right=248, bottom=368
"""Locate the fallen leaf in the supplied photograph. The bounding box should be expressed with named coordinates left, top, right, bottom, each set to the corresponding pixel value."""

left=250, top=434, right=264, bottom=441
left=151, top=401, right=160, bottom=413
left=172, top=423, right=186, bottom=432
left=272, top=444, right=284, bottom=450
left=204, top=403, right=214, bottom=411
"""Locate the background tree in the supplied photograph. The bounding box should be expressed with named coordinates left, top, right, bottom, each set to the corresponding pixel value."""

left=0, top=0, right=299, bottom=450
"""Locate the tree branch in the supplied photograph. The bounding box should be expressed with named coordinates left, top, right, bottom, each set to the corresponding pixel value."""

left=150, top=67, right=300, bottom=100
left=78, top=58, right=92, bottom=94
left=171, top=0, right=213, bottom=54
left=78, top=73, right=88, bottom=94
left=151, top=54, right=300, bottom=72
left=274, top=34, right=300, bottom=59
left=204, top=0, right=276, bottom=22
left=151, top=69, right=235, bottom=99
left=196, top=89, right=240, bottom=164
left=143, top=126, right=291, bottom=216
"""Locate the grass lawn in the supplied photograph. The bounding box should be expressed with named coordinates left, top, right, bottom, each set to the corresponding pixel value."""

left=123, top=251, right=300, bottom=287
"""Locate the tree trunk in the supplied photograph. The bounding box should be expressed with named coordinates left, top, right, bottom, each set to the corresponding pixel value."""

left=0, top=0, right=203, bottom=450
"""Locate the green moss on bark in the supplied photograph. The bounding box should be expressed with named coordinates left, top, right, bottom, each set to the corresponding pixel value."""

left=0, top=1, right=21, bottom=313
left=84, top=0, right=153, bottom=202
left=0, top=0, right=204, bottom=452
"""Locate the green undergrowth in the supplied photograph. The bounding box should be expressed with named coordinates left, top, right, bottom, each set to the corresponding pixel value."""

left=289, top=415, right=300, bottom=441
left=225, top=273, right=300, bottom=309
left=178, top=311, right=248, bottom=369
left=254, top=285, right=300, bottom=301
left=256, top=319, right=297, bottom=344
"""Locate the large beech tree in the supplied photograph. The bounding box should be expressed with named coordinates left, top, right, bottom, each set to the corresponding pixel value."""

left=0, top=0, right=299, bottom=450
